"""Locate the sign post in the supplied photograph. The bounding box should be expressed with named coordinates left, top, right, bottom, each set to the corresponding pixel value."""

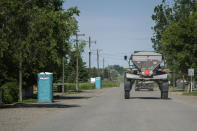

left=188, top=69, right=194, bottom=93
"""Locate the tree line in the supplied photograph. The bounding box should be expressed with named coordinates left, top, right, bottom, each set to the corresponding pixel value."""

left=152, top=0, right=197, bottom=84
left=90, top=65, right=124, bottom=82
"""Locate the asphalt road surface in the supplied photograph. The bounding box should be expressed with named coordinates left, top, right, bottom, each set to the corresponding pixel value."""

left=23, top=87, right=197, bottom=131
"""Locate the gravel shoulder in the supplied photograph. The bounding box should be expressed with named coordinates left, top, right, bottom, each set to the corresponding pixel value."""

left=170, top=91, right=197, bottom=106
left=0, top=88, right=107, bottom=131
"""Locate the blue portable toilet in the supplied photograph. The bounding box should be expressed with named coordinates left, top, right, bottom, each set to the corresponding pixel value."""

left=95, top=77, right=102, bottom=89
left=38, top=72, right=53, bottom=102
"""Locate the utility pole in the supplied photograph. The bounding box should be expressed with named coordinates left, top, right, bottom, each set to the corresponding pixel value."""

left=108, top=65, right=112, bottom=81
left=103, top=58, right=105, bottom=76
left=75, top=33, right=85, bottom=92
left=88, top=36, right=96, bottom=78
left=97, top=49, right=102, bottom=76
left=97, top=49, right=99, bottom=76
left=76, top=34, right=79, bottom=92
left=108, top=65, right=110, bottom=80
left=103, top=58, right=105, bottom=70
left=191, top=74, right=193, bottom=93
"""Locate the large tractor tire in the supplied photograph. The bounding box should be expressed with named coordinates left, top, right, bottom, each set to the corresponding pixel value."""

left=161, top=91, right=168, bottom=99
left=124, top=78, right=131, bottom=99
left=125, top=90, right=130, bottom=99
left=160, top=80, right=169, bottom=99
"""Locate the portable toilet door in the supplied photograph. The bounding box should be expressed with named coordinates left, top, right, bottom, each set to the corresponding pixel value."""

left=38, top=72, right=53, bottom=102
left=95, top=77, right=102, bottom=89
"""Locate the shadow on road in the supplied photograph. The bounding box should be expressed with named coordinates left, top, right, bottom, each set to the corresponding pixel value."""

left=135, top=90, right=154, bottom=92
left=0, top=103, right=80, bottom=109
left=130, top=97, right=171, bottom=100
left=0, top=95, right=91, bottom=109
left=54, top=96, right=91, bottom=100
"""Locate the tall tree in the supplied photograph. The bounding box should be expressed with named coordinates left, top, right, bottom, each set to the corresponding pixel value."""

left=151, top=0, right=196, bottom=52
left=0, top=0, right=80, bottom=101
left=161, top=11, right=197, bottom=74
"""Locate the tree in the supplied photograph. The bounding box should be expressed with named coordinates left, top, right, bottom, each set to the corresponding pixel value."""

left=152, top=0, right=197, bottom=88
left=0, top=0, right=80, bottom=101
left=152, top=0, right=196, bottom=52
left=0, top=0, right=38, bottom=101
left=109, top=65, right=124, bottom=75
left=161, top=11, right=197, bottom=74
left=66, top=41, right=88, bottom=83
left=103, top=68, right=109, bottom=79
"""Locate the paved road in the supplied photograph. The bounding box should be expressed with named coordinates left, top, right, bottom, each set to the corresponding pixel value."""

left=24, top=87, right=197, bottom=131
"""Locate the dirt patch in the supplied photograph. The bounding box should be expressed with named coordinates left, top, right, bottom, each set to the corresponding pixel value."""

left=170, top=92, right=197, bottom=106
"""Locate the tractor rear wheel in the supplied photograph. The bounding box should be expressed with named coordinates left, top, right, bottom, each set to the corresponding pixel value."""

left=124, top=78, right=131, bottom=99
left=125, top=91, right=130, bottom=99
left=161, top=91, right=168, bottom=99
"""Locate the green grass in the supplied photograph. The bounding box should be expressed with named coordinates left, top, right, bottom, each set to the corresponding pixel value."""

left=53, top=83, right=95, bottom=92
left=53, top=82, right=120, bottom=92
left=102, top=82, right=120, bottom=88
left=154, top=82, right=159, bottom=88
left=168, top=87, right=197, bottom=96
left=16, top=99, right=37, bottom=104
left=169, top=87, right=185, bottom=92
left=183, top=90, right=197, bottom=96
left=64, top=90, right=83, bottom=95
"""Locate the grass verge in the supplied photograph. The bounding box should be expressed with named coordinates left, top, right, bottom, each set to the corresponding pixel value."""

left=183, top=90, right=197, bottom=96
left=64, top=90, right=83, bottom=95
left=168, top=87, right=197, bottom=96
left=16, top=99, right=37, bottom=104
left=53, top=82, right=120, bottom=92
left=169, top=87, right=185, bottom=92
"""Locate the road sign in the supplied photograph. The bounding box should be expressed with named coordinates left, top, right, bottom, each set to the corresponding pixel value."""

left=188, top=68, right=194, bottom=76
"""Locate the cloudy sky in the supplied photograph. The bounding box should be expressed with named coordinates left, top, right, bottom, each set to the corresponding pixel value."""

left=63, top=0, right=161, bottom=67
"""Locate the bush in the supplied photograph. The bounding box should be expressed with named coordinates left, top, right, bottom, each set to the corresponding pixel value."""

left=1, top=82, right=18, bottom=104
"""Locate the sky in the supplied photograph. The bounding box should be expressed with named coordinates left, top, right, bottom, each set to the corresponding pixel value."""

left=63, top=0, right=161, bottom=68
